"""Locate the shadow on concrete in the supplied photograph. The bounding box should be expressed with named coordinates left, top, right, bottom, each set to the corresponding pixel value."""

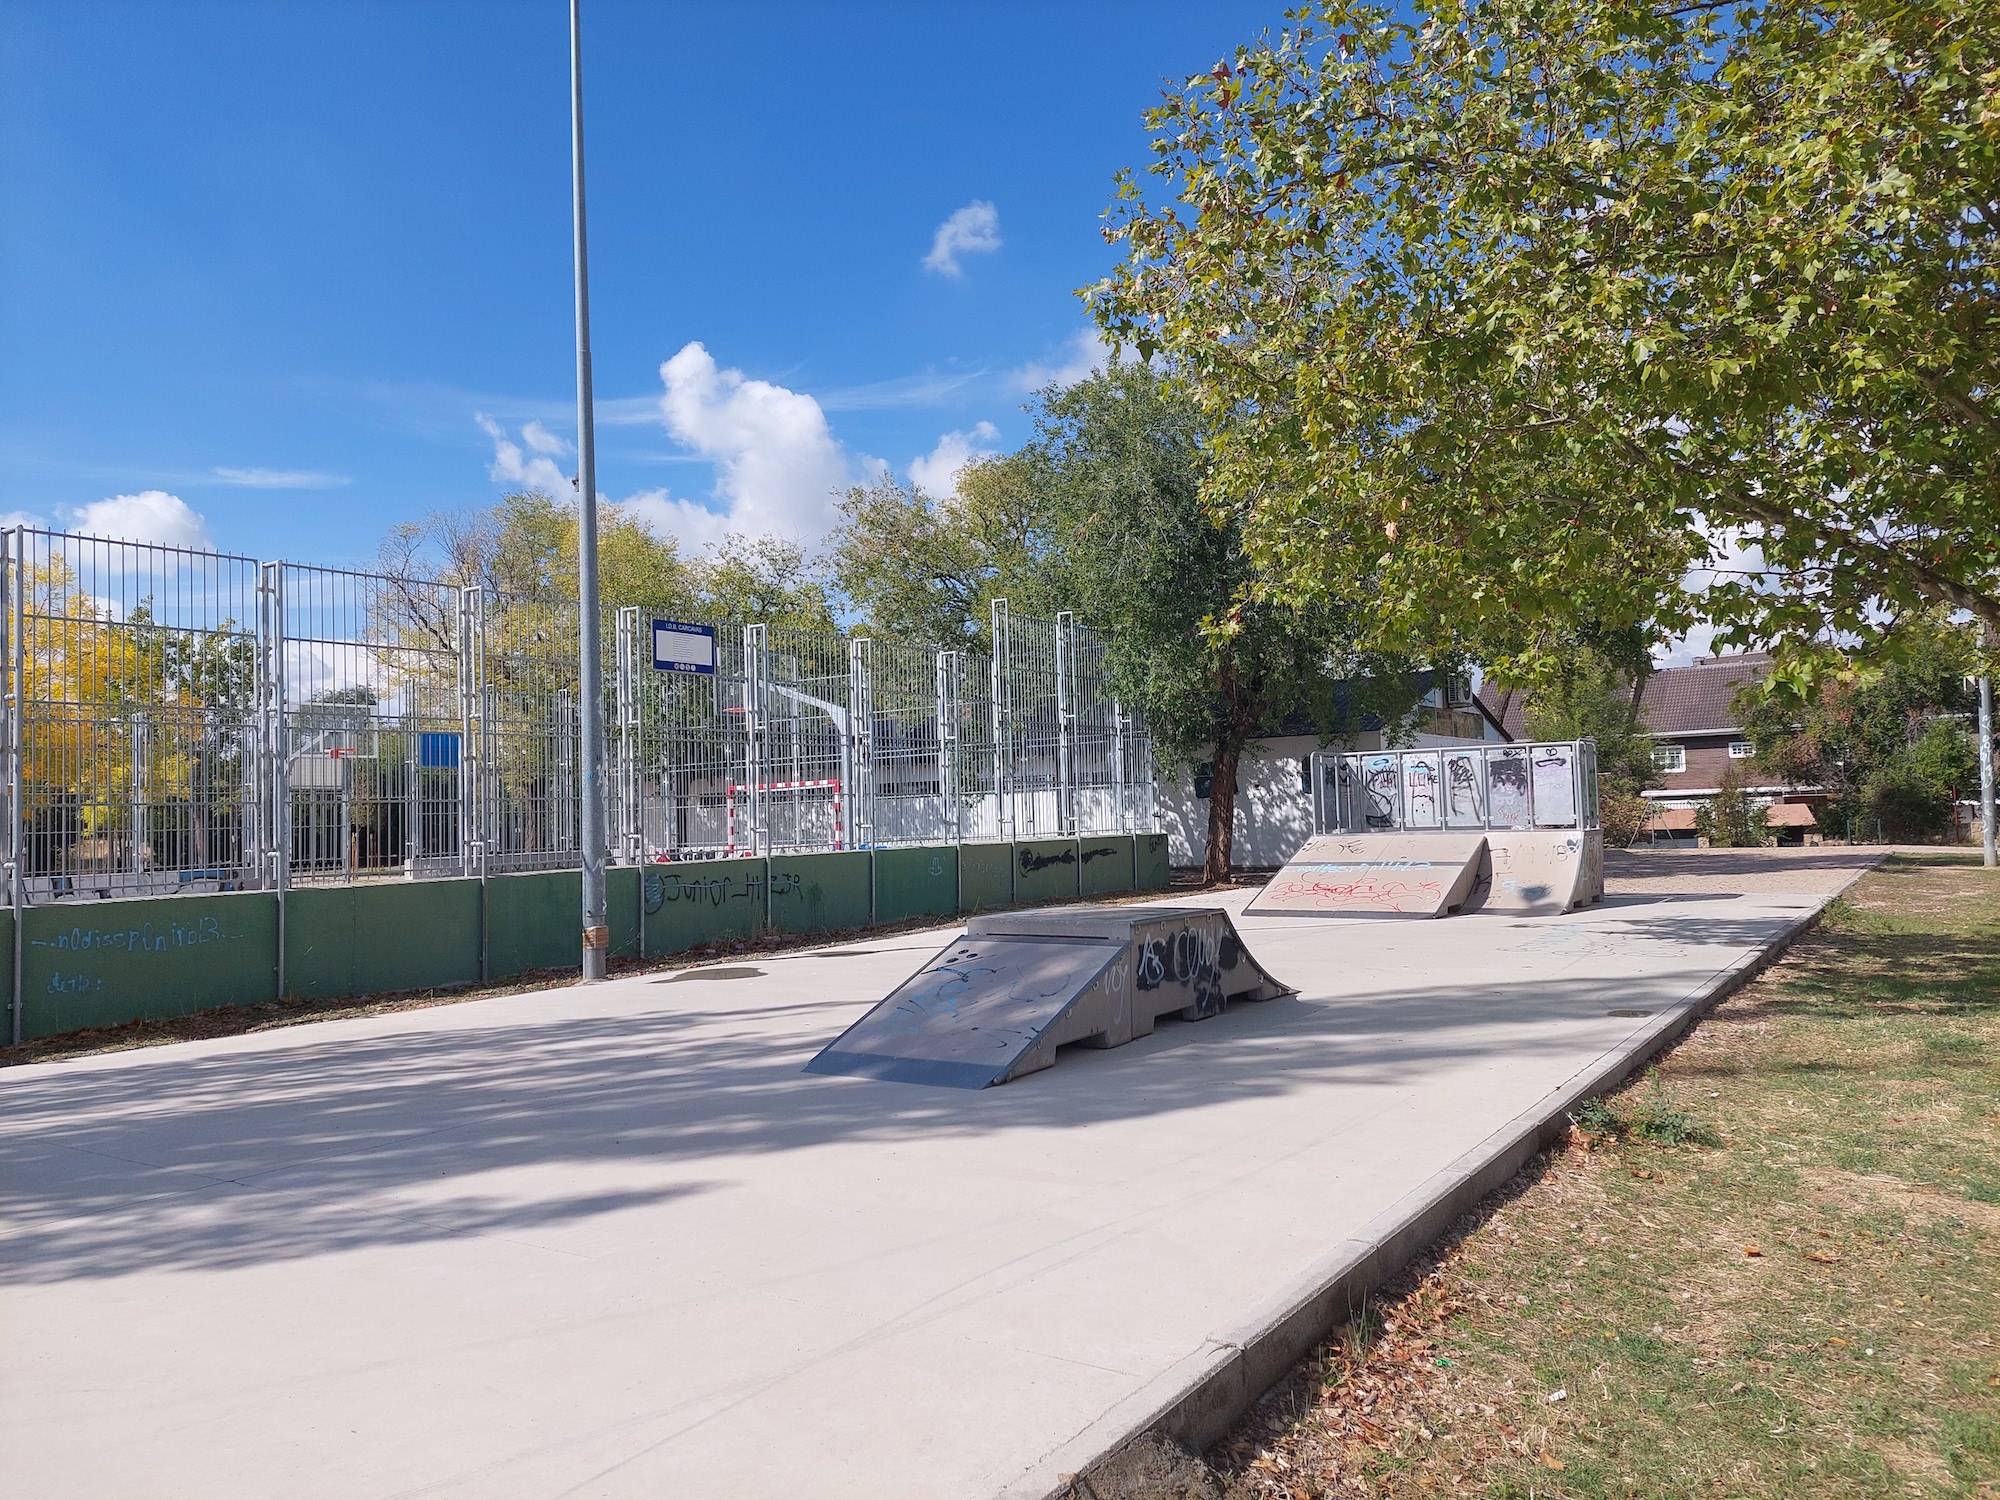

left=1604, top=847, right=1884, bottom=879
left=0, top=900, right=1800, bottom=1287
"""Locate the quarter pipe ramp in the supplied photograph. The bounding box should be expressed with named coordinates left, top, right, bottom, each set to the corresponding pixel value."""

left=1247, top=831, right=1605, bottom=919
left=803, top=906, right=1294, bottom=1089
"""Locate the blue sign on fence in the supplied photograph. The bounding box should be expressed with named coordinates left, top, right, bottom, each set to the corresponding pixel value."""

left=652, top=619, right=717, bottom=675
left=419, top=732, right=461, bottom=769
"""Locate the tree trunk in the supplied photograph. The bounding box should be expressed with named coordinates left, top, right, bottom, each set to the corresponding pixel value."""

left=1201, top=738, right=1242, bottom=886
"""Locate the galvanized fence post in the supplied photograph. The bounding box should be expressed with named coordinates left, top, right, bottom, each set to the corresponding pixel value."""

left=6, top=528, right=22, bottom=1044
left=847, top=637, right=872, bottom=852
left=991, top=598, right=1012, bottom=843
left=1055, top=610, right=1075, bottom=836
left=615, top=606, right=642, bottom=866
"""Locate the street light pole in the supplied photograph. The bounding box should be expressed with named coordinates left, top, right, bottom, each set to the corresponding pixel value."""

left=1980, top=624, right=1996, bottom=870
left=570, top=0, right=609, bottom=979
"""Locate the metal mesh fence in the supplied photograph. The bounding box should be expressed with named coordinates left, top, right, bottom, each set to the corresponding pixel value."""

left=1, top=523, right=1156, bottom=901
left=5, top=530, right=263, bottom=900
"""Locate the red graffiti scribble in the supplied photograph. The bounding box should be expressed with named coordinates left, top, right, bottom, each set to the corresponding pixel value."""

left=1265, top=876, right=1443, bottom=912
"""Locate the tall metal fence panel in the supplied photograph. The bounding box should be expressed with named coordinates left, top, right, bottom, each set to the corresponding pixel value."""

left=269, top=563, right=471, bottom=886
left=1, top=523, right=1158, bottom=903
left=4, top=530, right=265, bottom=901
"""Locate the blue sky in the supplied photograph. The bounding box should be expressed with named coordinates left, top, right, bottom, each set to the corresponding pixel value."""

left=0, top=1, right=1281, bottom=570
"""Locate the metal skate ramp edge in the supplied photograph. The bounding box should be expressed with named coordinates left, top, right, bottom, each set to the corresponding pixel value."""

left=803, top=905, right=1294, bottom=1090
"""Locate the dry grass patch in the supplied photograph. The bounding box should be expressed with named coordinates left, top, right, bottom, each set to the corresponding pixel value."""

left=1207, top=854, right=2000, bottom=1498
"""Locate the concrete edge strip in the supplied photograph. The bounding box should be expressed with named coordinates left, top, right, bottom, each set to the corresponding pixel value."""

left=1017, top=857, right=1885, bottom=1498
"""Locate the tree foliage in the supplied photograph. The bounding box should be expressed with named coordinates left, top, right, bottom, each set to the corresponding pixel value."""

left=1742, top=612, right=1981, bottom=838
left=873, top=362, right=1419, bottom=882
left=1091, top=0, right=2000, bottom=683
left=826, top=465, right=1049, bottom=649
left=378, top=490, right=838, bottom=632
left=1694, top=759, right=1766, bottom=846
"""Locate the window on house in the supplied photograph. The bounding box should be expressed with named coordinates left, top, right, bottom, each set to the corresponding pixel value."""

left=1299, top=758, right=1314, bottom=795
left=1728, top=741, right=1755, bottom=759
left=1652, top=744, right=1687, bottom=773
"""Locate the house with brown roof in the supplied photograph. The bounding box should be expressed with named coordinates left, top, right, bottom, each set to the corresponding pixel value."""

left=1476, top=651, right=1824, bottom=840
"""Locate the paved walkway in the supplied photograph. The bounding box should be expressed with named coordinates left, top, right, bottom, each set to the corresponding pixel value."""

left=0, top=848, right=1878, bottom=1499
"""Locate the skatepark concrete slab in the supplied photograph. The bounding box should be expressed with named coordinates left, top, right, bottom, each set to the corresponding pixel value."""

left=0, top=848, right=1880, bottom=1499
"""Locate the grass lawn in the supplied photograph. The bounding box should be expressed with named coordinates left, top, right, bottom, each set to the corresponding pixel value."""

left=1209, top=852, right=2000, bottom=1498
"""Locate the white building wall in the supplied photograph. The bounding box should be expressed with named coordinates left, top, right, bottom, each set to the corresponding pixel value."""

left=1160, top=730, right=1496, bottom=869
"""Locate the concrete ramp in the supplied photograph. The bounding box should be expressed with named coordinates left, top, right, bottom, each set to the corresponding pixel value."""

left=803, top=906, right=1293, bottom=1090
left=1245, top=834, right=1488, bottom=918
left=1462, top=829, right=1605, bottom=915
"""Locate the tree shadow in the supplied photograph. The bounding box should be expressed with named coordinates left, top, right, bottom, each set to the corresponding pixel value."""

left=0, top=925, right=1765, bottom=1285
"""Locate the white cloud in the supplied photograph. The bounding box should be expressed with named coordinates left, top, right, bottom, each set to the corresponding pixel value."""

left=210, top=466, right=349, bottom=489
left=909, top=422, right=1000, bottom=499
left=477, top=413, right=572, bottom=494
left=65, top=491, right=213, bottom=551
left=923, top=200, right=1002, bottom=277
left=520, top=421, right=569, bottom=457
left=1011, top=328, right=1111, bottom=391
left=630, top=341, right=863, bottom=550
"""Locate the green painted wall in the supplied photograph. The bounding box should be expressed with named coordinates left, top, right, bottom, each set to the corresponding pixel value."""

left=285, top=880, right=481, bottom=1000
left=483, top=870, right=580, bottom=981
left=609, top=866, right=642, bottom=962
left=1013, top=838, right=1081, bottom=904
left=19, top=891, right=278, bottom=1039
left=1078, top=834, right=1136, bottom=896
left=769, top=851, right=872, bottom=935
left=957, top=842, right=1013, bottom=912
left=1136, top=832, right=1172, bottom=890
left=642, top=859, right=766, bottom=958
left=874, top=845, right=957, bottom=924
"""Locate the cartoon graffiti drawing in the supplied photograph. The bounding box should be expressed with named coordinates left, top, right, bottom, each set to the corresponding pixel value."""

left=1405, top=756, right=1440, bottom=826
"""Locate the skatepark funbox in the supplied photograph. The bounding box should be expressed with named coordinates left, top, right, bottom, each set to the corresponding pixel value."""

left=1248, top=739, right=1606, bottom=919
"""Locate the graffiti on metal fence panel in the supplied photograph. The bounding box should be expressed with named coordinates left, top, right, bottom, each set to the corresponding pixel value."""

left=645, top=870, right=766, bottom=913
left=29, top=913, right=232, bottom=956
left=1017, top=846, right=1078, bottom=875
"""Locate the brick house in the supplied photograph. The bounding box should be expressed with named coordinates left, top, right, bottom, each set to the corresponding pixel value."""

left=1477, top=651, right=1824, bottom=840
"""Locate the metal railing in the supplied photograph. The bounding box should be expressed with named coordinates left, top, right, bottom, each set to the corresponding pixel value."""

left=1311, top=740, right=1601, bottom=835
left=0, top=525, right=1156, bottom=901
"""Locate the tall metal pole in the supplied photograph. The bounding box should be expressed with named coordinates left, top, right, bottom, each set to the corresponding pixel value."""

left=1980, top=623, right=1995, bottom=869
left=571, top=0, right=609, bottom=980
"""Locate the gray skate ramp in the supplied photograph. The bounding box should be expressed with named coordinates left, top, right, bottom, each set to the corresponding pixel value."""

left=803, top=905, right=1293, bottom=1089
left=1245, top=833, right=1488, bottom=918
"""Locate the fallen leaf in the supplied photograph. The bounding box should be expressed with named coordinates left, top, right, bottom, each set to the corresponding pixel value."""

left=1804, top=1251, right=1840, bottom=1264
left=1829, top=1337, right=1848, bottom=1347
left=1541, top=1453, right=1567, bottom=1471
left=1744, top=1245, right=1764, bottom=1257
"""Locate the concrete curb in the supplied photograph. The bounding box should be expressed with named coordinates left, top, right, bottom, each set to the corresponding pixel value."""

left=1023, top=857, right=1885, bottom=1499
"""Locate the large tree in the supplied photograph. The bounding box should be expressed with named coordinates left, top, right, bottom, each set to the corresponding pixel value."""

left=826, top=363, right=1416, bottom=880
left=1741, top=611, right=1981, bottom=839
left=1091, top=0, right=2000, bottom=685
left=826, top=465, right=1048, bottom=649
left=1014, top=362, right=1414, bottom=882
